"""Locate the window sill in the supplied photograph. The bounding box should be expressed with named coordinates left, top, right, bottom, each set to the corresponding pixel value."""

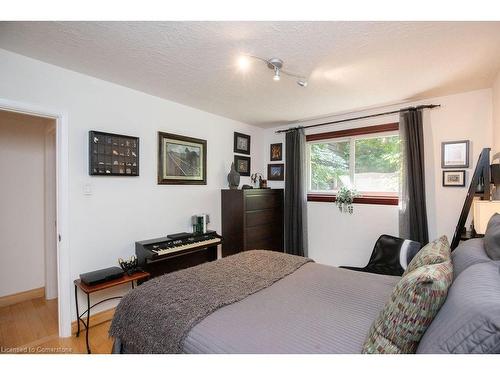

left=307, top=194, right=399, bottom=206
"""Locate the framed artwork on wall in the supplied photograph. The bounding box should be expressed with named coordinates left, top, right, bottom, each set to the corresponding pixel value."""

left=158, top=132, right=207, bottom=185
left=270, top=143, right=283, bottom=161
left=442, top=170, right=466, bottom=187
left=234, top=132, right=251, bottom=155
left=441, top=140, right=470, bottom=168
left=234, top=155, right=251, bottom=176
left=89, top=130, right=139, bottom=176
left=268, top=163, right=285, bottom=181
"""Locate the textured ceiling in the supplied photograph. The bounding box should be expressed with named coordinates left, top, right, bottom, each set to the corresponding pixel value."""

left=1, top=21, right=500, bottom=127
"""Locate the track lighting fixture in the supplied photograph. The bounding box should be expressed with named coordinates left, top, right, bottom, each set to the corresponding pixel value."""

left=238, top=55, right=308, bottom=87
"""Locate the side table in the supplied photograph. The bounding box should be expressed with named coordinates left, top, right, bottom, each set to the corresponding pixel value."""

left=74, top=271, right=150, bottom=353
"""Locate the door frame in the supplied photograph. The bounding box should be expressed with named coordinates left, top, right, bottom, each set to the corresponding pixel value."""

left=0, top=98, right=71, bottom=337
left=44, top=124, right=58, bottom=300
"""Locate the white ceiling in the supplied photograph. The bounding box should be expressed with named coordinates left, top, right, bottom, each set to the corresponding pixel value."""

left=1, top=21, right=500, bottom=128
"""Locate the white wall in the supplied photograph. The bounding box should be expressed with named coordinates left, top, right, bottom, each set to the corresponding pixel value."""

left=0, top=110, right=54, bottom=297
left=423, top=89, right=493, bottom=241
left=493, top=71, right=500, bottom=154
left=263, top=89, right=493, bottom=267
left=0, top=49, right=265, bottom=319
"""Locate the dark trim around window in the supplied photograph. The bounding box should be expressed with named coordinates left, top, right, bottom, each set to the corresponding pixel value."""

left=306, top=122, right=399, bottom=142
left=307, top=194, right=399, bottom=205
left=307, top=122, right=400, bottom=206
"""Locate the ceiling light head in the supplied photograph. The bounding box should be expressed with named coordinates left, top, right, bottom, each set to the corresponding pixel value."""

left=273, top=67, right=281, bottom=81
left=237, top=55, right=251, bottom=71
left=297, top=79, right=308, bottom=87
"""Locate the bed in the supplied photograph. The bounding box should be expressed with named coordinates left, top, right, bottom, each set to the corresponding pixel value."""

left=110, top=240, right=500, bottom=354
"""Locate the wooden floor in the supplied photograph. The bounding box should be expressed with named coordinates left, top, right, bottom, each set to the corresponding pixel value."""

left=0, top=297, right=113, bottom=354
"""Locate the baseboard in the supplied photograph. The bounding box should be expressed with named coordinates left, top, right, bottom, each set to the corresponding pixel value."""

left=0, top=287, right=45, bottom=308
left=71, top=307, right=115, bottom=334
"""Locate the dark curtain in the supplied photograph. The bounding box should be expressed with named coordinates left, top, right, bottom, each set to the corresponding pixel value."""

left=284, top=128, right=308, bottom=256
left=399, top=108, right=429, bottom=245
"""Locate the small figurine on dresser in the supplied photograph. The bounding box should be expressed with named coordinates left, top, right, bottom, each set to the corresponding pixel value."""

left=251, top=173, right=268, bottom=189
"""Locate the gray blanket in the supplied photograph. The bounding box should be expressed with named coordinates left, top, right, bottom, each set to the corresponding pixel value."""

left=109, top=250, right=312, bottom=353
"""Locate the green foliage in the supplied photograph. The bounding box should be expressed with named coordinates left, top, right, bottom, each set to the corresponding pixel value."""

left=355, top=136, right=400, bottom=173
left=310, top=141, right=350, bottom=190
left=310, top=135, right=401, bottom=192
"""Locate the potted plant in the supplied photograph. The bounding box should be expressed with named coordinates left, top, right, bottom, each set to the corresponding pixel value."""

left=335, top=186, right=360, bottom=214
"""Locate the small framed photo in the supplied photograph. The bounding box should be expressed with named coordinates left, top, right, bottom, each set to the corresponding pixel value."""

left=442, top=170, right=466, bottom=187
left=158, top=132, right=207, bottom=185
left=270, top=143, right=283, bottom=161
left=441, top=140, right=469, bottom=168
left=234, top=132, right=251, bottom=155
left=268, top=163, right=285, bottom=181
left=234, top=155, right=251, bottom=176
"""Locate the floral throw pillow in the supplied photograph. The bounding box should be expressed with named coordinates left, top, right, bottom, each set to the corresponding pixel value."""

left=362, top=260, right=453, bottom=354
left=403, top=235, right=450, bottom=276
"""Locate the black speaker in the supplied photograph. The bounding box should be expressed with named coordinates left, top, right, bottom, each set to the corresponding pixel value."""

left=80, top=266, right=124, bottom=286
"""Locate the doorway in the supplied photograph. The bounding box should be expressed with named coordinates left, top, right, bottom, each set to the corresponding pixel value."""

left=0, top=99, right=70, bottom=339
left=0, top=109, right=58, bottom=346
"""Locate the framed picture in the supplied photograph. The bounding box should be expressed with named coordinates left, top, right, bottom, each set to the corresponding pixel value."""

left=158, top=132, right=206, bottom=185
left=441, top=140, right=469, bottom=168
left=270, top=143, right=283, bottom=161
left=89, top=130, right=139, bottom=176
left=234, top=132, right=251, bottom=155
left=268, top=163, right=285, bottom=181
left=442, top=170, right=466, bottom=187
left=234, top=155, right=251, bottom=176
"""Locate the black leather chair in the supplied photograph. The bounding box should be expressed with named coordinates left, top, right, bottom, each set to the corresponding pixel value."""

left=340, top=234, right=421, bottom=276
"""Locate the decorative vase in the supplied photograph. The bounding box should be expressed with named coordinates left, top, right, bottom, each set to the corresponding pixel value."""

left=228, top=162, right=240, bottom=189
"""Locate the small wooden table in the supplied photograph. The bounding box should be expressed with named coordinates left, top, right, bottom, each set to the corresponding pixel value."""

left=74, top=271, right=150, bottom=353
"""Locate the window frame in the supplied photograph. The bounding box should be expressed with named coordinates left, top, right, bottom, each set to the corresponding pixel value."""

left=306, top=123, right=400, bottom=206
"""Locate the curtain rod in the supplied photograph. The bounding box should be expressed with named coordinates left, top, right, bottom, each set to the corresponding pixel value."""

left=275, top=104, right=441, bottom=134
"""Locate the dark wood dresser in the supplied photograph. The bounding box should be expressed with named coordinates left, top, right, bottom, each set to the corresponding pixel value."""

left=221, top=189, right=284, bottom=257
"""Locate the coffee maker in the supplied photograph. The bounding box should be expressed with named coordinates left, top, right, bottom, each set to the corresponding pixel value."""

left=192, top=214, right=210, bottom=234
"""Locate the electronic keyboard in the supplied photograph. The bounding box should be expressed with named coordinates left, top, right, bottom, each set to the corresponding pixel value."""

left=135, top=231, right=222, bottom=262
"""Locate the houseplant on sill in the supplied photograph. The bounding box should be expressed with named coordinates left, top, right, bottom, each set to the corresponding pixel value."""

left=335, top=186, right=360, bottom=214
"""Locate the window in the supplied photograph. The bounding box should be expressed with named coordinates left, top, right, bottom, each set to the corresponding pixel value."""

left=354, top=135, right=400, bottom=194
left=309, top=140, right=350, bottom=191
left=307, top=123, right=400, bottom=203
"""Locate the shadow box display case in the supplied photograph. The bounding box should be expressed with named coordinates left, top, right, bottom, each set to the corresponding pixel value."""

left=89, top=130, right=139, bottom=176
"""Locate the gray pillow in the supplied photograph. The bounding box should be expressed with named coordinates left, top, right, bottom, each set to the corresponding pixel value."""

left=451, top=238, right=491, bottom=279
left=484, top=213, right=500, bottom=260
left=417, top=261, right=500, bottom=353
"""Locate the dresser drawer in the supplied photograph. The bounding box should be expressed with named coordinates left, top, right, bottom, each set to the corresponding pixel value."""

left=245, top=224, right=280, bottom=243
left=245, top=209, right=281, bottom=228
left=244, top=192, right=282, bottom=211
